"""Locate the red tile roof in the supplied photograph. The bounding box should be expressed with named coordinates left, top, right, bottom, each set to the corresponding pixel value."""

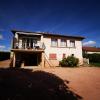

left=82, top=47, right=100, bottom=52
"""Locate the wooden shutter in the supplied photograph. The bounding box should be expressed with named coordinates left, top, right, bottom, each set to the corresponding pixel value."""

left=49, top=53, right=57, bottom=59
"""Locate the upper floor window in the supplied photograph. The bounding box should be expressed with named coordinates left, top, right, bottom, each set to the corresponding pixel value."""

left=60, top=39, right=67, bottom=47
left=70, top=40, right=75, bottom=47
left=51, top=38, right=58, bottom=47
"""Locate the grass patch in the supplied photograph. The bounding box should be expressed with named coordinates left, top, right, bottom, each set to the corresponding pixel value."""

left=90, top=62, right=100, bottom=67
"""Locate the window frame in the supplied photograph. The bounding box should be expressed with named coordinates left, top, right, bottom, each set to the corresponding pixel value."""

left=60, top=39, right=67, bottom=47
left=51, top=38, right=58, bottom=47
left=70, top=40, right=75, bottom=47
left=49, top=53, right=57, bottom=60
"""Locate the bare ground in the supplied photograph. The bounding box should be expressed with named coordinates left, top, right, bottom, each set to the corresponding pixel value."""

left=0, top=60, right=100, bottom=100
left=0, top=59, right=10, bottom=68
left=40, top=67, right=100, bottom=100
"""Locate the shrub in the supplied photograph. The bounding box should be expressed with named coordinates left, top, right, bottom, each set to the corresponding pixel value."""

left=59, top=58, right=68, bottom=67
left=59, top=56, right=79, bottom=67
left=87, top=53, right=100, bottom=63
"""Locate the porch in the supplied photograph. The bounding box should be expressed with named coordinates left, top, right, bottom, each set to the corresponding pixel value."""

left=11, top=49, right=45, bottom=68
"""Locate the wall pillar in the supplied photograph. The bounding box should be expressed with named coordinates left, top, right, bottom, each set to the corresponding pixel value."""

left=41, top=52, right=45, bottom=68
left=19, top=39, right=22, bottom=49
left=41, top=35, right=43, bottom=42
left=13, top=53, right=16, bottom=67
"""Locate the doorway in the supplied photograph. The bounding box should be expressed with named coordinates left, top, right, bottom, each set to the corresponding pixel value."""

left=23, top=53, right=41, bottom=66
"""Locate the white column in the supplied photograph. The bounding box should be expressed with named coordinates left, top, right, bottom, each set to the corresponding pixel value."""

left=40, top=35, right=44, bottom=49
left=41, top=35, right=43, bottom=42
left=15, top=33, right=18, bottom=40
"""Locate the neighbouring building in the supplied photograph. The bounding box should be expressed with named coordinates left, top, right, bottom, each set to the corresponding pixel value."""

left=10, top=30, right=84, bottom=68
left=82, top=46, right=100, bottom=54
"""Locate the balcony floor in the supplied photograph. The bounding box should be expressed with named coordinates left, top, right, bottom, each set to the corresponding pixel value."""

left=11, top=49, right=44, bottom=53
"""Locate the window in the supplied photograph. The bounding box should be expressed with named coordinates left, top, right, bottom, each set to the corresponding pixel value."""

left=60, top=39, right=67, bottom=47
left=51, top=38, right=58, bottom=47
left=70, top=40, right=75, bottom=47
left=49, top=53, right=57, bottom=60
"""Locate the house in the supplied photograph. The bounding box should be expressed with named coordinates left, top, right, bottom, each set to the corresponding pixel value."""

left=82, top=46, right=100, bottom=54
left=10, top=30, right=84, bottom=68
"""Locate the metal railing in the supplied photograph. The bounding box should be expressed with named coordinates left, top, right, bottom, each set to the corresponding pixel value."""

left=14, top=42, right=46, bottom=50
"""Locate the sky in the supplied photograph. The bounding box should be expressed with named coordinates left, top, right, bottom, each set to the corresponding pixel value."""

left=0, top=0, right=100, bottom=51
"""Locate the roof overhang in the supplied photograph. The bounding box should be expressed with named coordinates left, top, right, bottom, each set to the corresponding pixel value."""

left=82, top=47, right=100, bottom=52
left=11, top=29, right=85, bottom=40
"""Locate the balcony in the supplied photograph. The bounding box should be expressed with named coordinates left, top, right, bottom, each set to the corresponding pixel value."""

left=11, top=40, right=45, bottom=53
left=11, top=49, right=44, bottom=53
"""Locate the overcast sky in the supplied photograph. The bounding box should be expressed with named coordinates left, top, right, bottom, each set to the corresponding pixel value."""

left=0, top=0, right=100, bottom=51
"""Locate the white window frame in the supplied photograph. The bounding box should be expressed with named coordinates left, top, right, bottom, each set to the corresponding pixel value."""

left=51, top=38, right=58, bottom=47
left=70, top=40, right=75, bottom=47
left=60, top=39, right=67, bottom=47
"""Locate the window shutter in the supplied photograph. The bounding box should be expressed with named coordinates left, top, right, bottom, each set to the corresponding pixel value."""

left=49, top=54, right=57, bottom=59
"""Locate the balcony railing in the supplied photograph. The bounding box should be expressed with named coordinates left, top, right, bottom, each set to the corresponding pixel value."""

left=14, top=42, right=45, bottom=50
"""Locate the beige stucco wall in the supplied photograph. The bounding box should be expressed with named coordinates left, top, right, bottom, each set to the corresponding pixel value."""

left=43, top=37, right=83, bottom=66
left=12, top=32, right=83, bottom=67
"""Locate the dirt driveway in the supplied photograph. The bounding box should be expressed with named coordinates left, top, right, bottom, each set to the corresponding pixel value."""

left=0, top=60, right=100, bottom=100
left=39, top=67, right=100, bottom=100
left=0, top=60, right=10, bottom=68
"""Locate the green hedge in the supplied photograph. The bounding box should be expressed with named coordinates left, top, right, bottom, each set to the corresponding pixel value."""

left=59, top=56, right=79, bottom=67
left=0, top=52, right=10, bottom=61
left=88, top=53, right=100, bottom=63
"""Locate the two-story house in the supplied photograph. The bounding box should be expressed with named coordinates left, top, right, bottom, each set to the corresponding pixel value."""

left=10, top=30, right=84, bottom=68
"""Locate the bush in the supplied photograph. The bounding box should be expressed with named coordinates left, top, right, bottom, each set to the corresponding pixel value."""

left=59, top=56, right=79, bottom=67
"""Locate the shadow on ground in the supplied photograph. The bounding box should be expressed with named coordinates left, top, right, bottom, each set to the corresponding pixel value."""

left=0, top=68, right=82, bottom=100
